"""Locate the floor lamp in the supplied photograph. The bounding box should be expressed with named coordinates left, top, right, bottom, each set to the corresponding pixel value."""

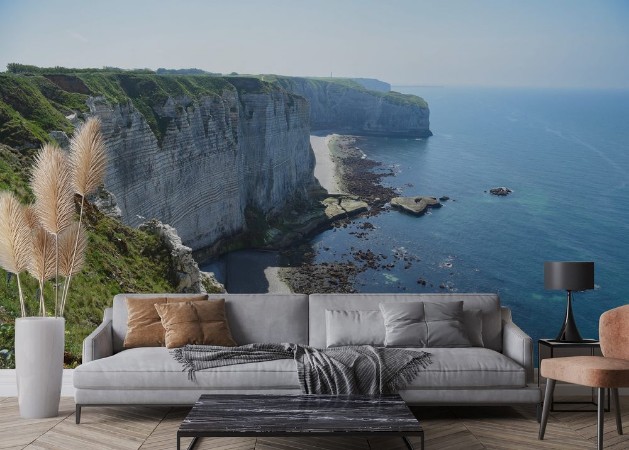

left=544, top=261, right=594, bottom=342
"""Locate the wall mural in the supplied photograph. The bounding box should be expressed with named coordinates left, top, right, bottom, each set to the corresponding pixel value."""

left=1, top=67, right=628, bottom=367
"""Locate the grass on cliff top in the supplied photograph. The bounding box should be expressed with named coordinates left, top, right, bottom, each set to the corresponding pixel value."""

left=380, top=90, right=428, bottom=109
left=0, top=146, right=177, bottom=368
left=261, top=75, right=365, bottom=91
left=0, top=75, right=80, bottom=148
left=0, top=70, right=254, bottom=147
left=265, top=75, right=429, bottom=109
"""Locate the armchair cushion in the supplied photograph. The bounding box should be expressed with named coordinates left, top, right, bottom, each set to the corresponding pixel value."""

left=541, top=356, right=629, bottom=388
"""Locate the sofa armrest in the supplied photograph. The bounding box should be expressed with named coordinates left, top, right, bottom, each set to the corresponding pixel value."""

left=501, top=308, right=534, bottom=384
left=82, top=308, right=113, bottom=363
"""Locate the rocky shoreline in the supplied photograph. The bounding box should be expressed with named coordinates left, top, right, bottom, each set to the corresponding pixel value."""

left=330, top=135, right=398, bottom=211
left=277, top=134, right=461, bottom=294
left=278, top=135, right=403, bottom=293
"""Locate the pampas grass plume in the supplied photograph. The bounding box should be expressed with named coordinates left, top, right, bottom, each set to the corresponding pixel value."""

left=28, top=226, right=56, bottom=281
left=0, top=192, right=31, bottom=274
left=23, top=205, right=40, bottom=230
left=58, top=222, right=87, bottom=277
left=70, top=117, right=107, bottom=197
left=31, top=143, right=74, bottom=236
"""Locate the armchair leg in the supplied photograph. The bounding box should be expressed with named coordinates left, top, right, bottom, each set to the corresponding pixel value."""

left=597, top=387, right=605, bottom=450
left=539, top=379, right=556, bottom=440
left=612, top=388, right=623, bottom=435
left=75, top=405, right=81, bottom=424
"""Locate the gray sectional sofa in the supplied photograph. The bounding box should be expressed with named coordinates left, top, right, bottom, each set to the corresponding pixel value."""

left=73, top=293, right=541, bottom=422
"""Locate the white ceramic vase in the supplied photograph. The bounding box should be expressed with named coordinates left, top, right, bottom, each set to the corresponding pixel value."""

left=15, top=317, right=65, bottom=419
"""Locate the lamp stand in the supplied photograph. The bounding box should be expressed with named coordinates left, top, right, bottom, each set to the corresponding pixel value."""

left=556, top=290, right=584, bottom=342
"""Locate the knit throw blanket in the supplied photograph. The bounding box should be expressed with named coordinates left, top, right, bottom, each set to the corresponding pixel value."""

left=172, top=343, right=432, bottom=395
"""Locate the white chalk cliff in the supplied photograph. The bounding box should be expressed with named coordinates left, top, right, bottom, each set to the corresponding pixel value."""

left=89, top=82, right=316, bottom=251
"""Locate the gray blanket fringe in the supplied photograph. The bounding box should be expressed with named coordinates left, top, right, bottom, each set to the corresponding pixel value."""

left=172, top=343, right=432, bottom=395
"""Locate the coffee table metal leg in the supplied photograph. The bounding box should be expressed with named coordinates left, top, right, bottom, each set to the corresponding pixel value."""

left=186, top=437, right=199, bottom=450
left=403, top=435, right=421, bottom=450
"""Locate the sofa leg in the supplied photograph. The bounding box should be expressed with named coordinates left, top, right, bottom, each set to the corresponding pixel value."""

left=538, top=379, right=555, bottom=440
left=612, top=388, right=623, bottom=435
left=75, top=405, right=81, bottom=424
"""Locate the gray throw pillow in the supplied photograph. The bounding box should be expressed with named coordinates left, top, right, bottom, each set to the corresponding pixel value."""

left=463, top=308, right=484, bottom=347
left=378, top=302, right=427, bottom=347
left=423, top=301, right=471, bottom=347
left=379, top=301, right=472, bottom=348
left=325, top=310, right=385, bottom=347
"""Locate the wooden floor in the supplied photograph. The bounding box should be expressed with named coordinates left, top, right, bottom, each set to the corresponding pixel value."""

left=0, top=396, right=627, bottom=449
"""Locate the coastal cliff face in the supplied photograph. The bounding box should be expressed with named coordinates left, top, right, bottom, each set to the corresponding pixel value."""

left=0, top=70, right=430, bottom=254
left=89, top=79, right=315, bottom=250
left=273, top=77, right=432, bottom=138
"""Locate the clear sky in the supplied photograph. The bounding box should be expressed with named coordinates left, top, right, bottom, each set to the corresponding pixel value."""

left=1, top=0, right=628, bottom=88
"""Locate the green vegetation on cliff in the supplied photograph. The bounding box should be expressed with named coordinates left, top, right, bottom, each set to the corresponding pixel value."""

left=1, top=66, right=429, bottom=150
left=0, top=68, right=278, bottom=147
left=0, top=144, right=178, bottom=367
left=0, top=75, right=81, bottom=148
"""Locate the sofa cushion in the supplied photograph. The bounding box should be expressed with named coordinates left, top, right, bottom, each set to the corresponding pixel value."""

left=73, top=347, right=524, bottom=393
left=309, top=294, right=502, bottom=351
left=405, top=347, right=526, bottom=389
left=123, top=295, right=207, bottom=349
left=155, top=299, right=237, bottom=349
left=73, top=347, right=300, bottom=390
left=325, top=310, right=385, bottom=347
left=380, top=301, right=471, bottom=347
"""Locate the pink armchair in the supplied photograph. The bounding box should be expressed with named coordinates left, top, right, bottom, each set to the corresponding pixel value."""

left=538, top=304, right=629, bottom=449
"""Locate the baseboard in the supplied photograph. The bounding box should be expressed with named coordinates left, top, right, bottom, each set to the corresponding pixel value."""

left=0, top=369, right=75, bottom=397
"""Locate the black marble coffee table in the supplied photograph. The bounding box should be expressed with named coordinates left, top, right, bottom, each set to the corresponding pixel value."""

left=177, top=394, right=424, bottom=450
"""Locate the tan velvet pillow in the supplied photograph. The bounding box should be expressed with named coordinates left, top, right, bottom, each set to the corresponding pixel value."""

left=123, top=295, right=208, bottom=348
left=154, top=299, right=237, bottom=349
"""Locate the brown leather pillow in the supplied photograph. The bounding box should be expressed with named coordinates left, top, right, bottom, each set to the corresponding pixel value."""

left=123, top=295, right=208, bottom=348
left=154, top=299, right=237, bottom=349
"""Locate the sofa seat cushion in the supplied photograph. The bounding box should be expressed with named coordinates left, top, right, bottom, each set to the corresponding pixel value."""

left=74, top=347, right=300, bottom=390
left=405, top=348, right=526, bottom=389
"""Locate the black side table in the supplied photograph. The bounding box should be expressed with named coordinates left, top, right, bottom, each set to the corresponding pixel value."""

left=538, top=338, right=610, bottom=412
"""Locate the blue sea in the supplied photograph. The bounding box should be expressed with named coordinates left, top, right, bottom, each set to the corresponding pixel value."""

left=306, top=86, right=629, bottom=345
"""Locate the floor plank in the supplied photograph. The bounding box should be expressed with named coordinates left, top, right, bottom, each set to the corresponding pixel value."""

left=0, top=397, right=626, bottom=449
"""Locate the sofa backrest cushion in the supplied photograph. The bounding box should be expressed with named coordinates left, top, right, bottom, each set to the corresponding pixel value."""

left=309, top=293, right=502, bottom=352
left=325, top=310, right=386, bottom=347
left=112, top=293, right=309, bottom=353
left=379, top=301, right=472, bottom=348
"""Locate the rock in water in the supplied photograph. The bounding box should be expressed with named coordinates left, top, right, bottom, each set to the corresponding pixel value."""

left=391, top=196, right=441, bottom=216
left=489, top=187, right=512, bottom=196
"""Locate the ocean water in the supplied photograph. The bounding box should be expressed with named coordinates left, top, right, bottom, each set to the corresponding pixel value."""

left=307, top=86, right=629, bottom=345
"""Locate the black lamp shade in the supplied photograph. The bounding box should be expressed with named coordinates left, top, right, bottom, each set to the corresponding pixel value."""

left=544, top=261, right=594, bottom=291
